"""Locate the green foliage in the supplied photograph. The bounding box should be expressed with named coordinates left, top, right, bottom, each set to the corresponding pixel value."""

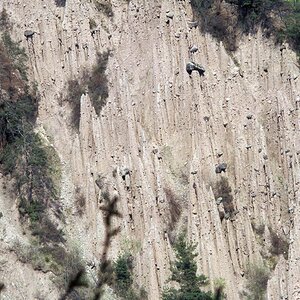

left=15, top=240, right=87, bottom=296
left=283, top=1, right=300, bottom=55
left=213, top=278, right=226, bottom=300
left=245, top=264, right=269, bottom=300
left=0, top=91, right=38, bottom=171
left=0, top=9, right=10, bottom=30
left=162, top=233, right=213, bottom=300
left=0, top=32, right=62, bottom=246
left=112, top=253, right=146, bottom=300
left=114, top=254, right=133, bottom=294
left=2, top=31, right=28, bottom=80
left=0, top=95, right=61, bottom=231
left=190, top=0, right=300, bottom=56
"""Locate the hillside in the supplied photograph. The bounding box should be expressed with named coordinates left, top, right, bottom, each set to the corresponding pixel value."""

left=0, top=0, right=299, bottom=299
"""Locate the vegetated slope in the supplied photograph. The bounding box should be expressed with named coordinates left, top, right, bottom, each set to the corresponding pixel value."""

left=0, top=0, right=299, bottom=299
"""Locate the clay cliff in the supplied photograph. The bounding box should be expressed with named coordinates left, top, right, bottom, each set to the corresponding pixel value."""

left=0, top=0, right=299, bottom=299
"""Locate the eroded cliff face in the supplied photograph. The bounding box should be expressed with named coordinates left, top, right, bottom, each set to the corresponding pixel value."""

left=0, top=0, right=299, bottom=299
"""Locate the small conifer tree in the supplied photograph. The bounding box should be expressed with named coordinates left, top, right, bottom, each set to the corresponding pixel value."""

left=162, top=233, right=213, bottom=300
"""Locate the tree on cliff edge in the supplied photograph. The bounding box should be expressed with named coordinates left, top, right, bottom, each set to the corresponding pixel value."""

left=162, top=233, right=214, bottom=300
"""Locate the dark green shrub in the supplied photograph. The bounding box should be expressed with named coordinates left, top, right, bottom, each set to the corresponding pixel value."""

left=269, top=227, right=289, bottom=259
left=0, top=32, right=63, bottom=245
left=112, top=253, right=146, bottom=300
left=0, top=91, right=37, bottom=147
left=0, top=9, right=10, bottom=30
left=114, top=254, right=133, bottom=292
left=283, top=1, right=300, bottom=55
left=162, top=233, right=213, bottom=300
left=190, top=0, right=300, bottom=56
left=213, top=177, right=235, bottom=217
left=0, top=42, right=26, bottom=100
left=245, top=264, right=269, bottom=300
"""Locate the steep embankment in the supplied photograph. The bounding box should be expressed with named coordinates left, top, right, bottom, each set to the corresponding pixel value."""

left=0, top=0, right=299, bottom=299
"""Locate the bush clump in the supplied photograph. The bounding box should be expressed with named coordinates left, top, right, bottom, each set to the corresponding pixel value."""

left=0, top=13, right=89, bottom=298
left=245, top=264, right=269, bottom=300
left=269, top=227, right=289, bottom=260
left=0, top=9, right=10, bottom=30
left=2, top=31, right=28, bottom=80
left=64, top=51, right=110, bottom=129
left=0, top=28, right=64, bottom=247
left=190, top=0, right=300, bottom=56
left=213, top=177, right=235, bottom=217
left=0, top=92, right=62, bottom=237
left=112, top=253, right=146, bottom=300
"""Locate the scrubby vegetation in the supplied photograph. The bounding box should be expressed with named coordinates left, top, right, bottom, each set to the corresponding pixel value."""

left=190, top=0, right=300, bottom=56
left=213, top=177, right=235, bottom=218
left=269, top=227, right=289, bottom=260
left=0, top=16, right=85, bottom=296
left=111, top=253, right=146, bottom=300
left=162, top=233, right=215, bottom=300
left=251, top=222, right=265, bottom=236
left=0, top=8, right=10, bottom=30
left=94, top=0, right=114, bottom=17
left=2, top=31, right=28, bottom=80
left=0, top=84, right=62, bottom=242
left=245, top=264, right=269, bottom=300
left=64, top=51, right=110, bottom=130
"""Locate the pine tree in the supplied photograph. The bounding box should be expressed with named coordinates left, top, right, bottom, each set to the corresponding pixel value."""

left=162, top=233, right=213, bottom=300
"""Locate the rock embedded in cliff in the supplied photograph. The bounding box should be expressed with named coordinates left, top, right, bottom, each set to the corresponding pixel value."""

left=166, top=11, right=174, bottom=19
left=216, top=197, right=223, bottom=205
left=187, top=21, right=198, bottom=28
left=186, top=62, right=205, bottom=76
left=120, top=167, right=130, bottom=180
left=215, top=163, right=227, bottom=174
left=190, top=45, right=198, bottom=53
left=24, top=30, right=35, bottom=39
